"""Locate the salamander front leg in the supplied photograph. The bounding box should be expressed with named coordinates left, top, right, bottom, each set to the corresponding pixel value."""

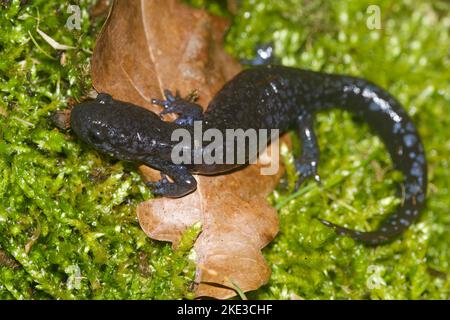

left=294, top=113, right=321, bottom=190
left=145, top=163, right=197, bottom=198
left=152, top=89, right=203, bottom=126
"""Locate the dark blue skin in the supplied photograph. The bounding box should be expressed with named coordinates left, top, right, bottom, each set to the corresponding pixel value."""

left=71, top=65, right=427, bottom=245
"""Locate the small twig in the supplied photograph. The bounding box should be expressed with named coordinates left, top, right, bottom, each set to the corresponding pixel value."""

left=36, top=28, right=75, bottom=51
left=25, top=220, right=41, bottom=254
left=28, top=30, right=55, bottom=60
left=11, top=116, right=35, bottom=127
left=326, top=192, right=359, bottom=213
left=227, top=277, right=248, bottom=300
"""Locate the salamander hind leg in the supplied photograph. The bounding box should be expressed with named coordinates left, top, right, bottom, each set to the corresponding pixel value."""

left=145, top=163, right=197, bottom=198
left=294, top=113, right=321, bottom=190
left=152, top=89, right=204, bottom=126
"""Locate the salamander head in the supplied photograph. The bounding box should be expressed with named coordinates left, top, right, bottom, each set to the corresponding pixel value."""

left=70, top=93, right=118, bottom=149
left=70, top=93, right=172, bottom=159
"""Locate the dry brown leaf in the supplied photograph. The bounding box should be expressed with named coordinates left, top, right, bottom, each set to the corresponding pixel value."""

left=89, top=0, right=112, bottom=18
left=92, top=0, right=286, bottom=299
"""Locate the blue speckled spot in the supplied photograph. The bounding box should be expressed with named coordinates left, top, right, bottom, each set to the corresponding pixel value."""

left=416, top=154, right=425, bottom=164
left=400, top=219, right=409, bottom=226
left=406, top=122, right=415, bottom=132
left=410, top=161, right=423, bottom=177
left=369, top=101, right=380, bottom=111
left=417, top=193, right=425, bottom=203
left=393, top=122, right=404, bottom=134
left=403, top=134, right=418, bottom=147
left=407, top=183, right=421, bottom=194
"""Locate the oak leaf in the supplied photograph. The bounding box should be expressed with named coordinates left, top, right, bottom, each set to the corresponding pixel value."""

left=91, top=0, right=285, bottom=299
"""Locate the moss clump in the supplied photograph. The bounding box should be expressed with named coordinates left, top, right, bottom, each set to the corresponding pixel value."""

left=226, top=0, right=449, bottom=299
left=0, top=0, right=199, bottom=299
left=0, top=0, right=448, bottom=299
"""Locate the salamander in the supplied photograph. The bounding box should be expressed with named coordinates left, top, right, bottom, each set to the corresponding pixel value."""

left=70, top=65, right=427, bottom=245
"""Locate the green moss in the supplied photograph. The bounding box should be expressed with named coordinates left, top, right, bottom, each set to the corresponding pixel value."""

left=226, top=0, right=449, bottom=299
left=0, top=0, right=448, bottom=299
left=0, top=0, right=199, bottom=299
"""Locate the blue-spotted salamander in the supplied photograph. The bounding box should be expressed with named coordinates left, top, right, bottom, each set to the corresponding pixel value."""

left=70, top=65, right=427, bottom=245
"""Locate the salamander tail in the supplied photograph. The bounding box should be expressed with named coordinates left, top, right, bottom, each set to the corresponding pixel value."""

left=318, top=75, right=427, bottom=245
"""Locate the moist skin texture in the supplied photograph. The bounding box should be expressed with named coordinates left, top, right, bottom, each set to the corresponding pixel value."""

left=71, top=65, right=427, bottom=245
